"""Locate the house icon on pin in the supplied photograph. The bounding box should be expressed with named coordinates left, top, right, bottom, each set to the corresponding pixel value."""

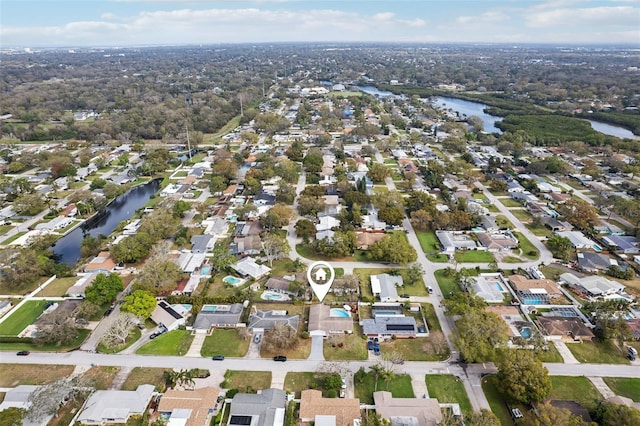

left=314, top=268, right=327, bottom=282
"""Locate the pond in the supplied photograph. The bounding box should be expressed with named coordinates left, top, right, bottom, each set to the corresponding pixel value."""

left=587, top=120, right=640, bottom=140
left=354, top=86, right=396, bottom=97
left=52, top=179, right=160, bottom=266
left=432, top=96, right=503, bottom=134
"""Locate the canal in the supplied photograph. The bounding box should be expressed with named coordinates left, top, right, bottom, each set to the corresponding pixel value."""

left=52, top=179, right=160, bottom=266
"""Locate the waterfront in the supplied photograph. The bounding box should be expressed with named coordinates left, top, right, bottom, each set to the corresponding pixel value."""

left=52, top=180, right=160, bottom=266
left=432, top=96, right=503, bottom=134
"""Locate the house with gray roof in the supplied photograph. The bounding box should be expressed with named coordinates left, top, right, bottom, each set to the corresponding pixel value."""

left=232, top=257, right=271, bottom=280
left=560, top=273, right=627, bottom=300
left=191, top=234, right=215, bottom=254
left=435, top=231, right=477, bottom=254
left=362, top=316, right=417, bottom=339
left=248, top=310, right=299, bottom=333
left=577, top=252, right=617, bottom=273
left=601, top=235, right=639, bottom=254
left=151, top=300, right=186, bottom=331
left=77, top=384, right=155, bottom=425
left=371, top=274, right=402, bottom=302
left=192, top=303, right=244, bottom=333
left=228, top=389, right=286, bottom=426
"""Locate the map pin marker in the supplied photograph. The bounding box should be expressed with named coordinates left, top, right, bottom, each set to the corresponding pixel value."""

left=307, top=261, right=335, bottom=302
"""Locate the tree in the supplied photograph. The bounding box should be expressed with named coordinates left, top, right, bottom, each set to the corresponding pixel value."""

left=295, top=219, right=316, bottom=243
left=593, top=400, right=640, bottom=426
left=454, top=310, right=509, bottom=362
left=369, top=364, right=385, bottom=392
left=465, top=410, right=500, bottom=426
left=367, top=163, right=391, bottom=183
left=410, top=209, right=433, bottom=231
left=103, top=182, right=127, bottom=200
left=261, top=204, right=294, bottom=230
left=523, top=403, right=589, bottom=426
left=275, top=183, right=296, bottom=204
left=496, top=350, right=551, bottom=405
left=303, top=151, right=323, bottom=173
left=546, top=234, right=573, bottom=261
left=12, top=192, right=46, bottom=216
left=262, top=233, right=290, bottom=267
left=557, top=198, right=598, bottom=231
left=368, top=233, right=417, bottom=264
left=33, top=308, right=79, bottom=346
left=0, top=247, right=43, bottom=289
left=209, top=175, right=227, bottom=193
left=121, top=290, right=157, bottom=319
left=85, top=273, right=123, bottom=305
left=297, top=195, right=325, bottom=216
left=74, top=301, right=101, bottom=320
left=323, top=374, right=343, bottom=393
left=261, top=322, right=297, bottom=352
left=80, top=234, right=106, bottom=259
left=25, top=377, right=79, bottom=423
left=135, top=257, right=182, bottom=295
left=583, top=299, right=632, bottom=340
left=210, top=242, right=235, bottom=273
left=443, top=291, right=488, bottom=315
left=377, top=205, right=405, bottom=226
left=406, top=263, right=424, bottom=285
left=101, top=313, right=137, bottom=348
left=0, top=407, right=25, bottom=426
left=381, top=367, right=395, bottom=390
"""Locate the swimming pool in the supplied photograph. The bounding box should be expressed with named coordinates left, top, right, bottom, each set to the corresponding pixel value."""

left=520, top=327, right=532, bottom=339
left=171, top=304, right=192, bottom=312
left=200, top=266, right=211, bottom=275
left=521, top=297, right=544, bottom=305
left=262, top=292, right=286, bottom=301
left=223, top=276, right=243, bottom=286
left=330, top=308, right=351, bottom=318
left=495, top=282, right=505, bottom=292
left=593, top=244, right=603, bottom=252
left=201, top=305, right=220, bottom=312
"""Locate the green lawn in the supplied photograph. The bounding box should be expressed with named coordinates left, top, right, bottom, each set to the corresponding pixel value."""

left=416, top=231, right=440, bottom=254
left=324, top=326, right=368, bottom=360
left=434, top=269, right=460, bottom=298
left=284, top=372, right=335, bottom=398
left=136, top=330, right=194, bottom=356
left=482, top=375, right=515, bottom=426
left=549, top=376, right=602, bottom=411
left=487, top=204, right=500, bottom=213
left=539, top=266, right=567, bottom=281
left=534, top=345, right=564, bottom=363
left=603, top=378, right=640, bottom=402
left=2, top=231, right=27, bottom=245
left=510, top=209, right=534, bottom=223
left=454, top=250, right=495, bottom=263
left=425, top=374, right=473, bottom=415
left=98, top=327, right=141, bottom=354
left=526, top=223, right=552, bottom=237
left=0, top=364, right=75, bottom=387
left=427, top=254, right=448, bottom=263
left=422, top=303, right=441, bottom=332
left=566, top=340, right=630, bottom=364
left=513, top=231, right=540, bottom=260
left=121, top=367, right=167, bottom=392
left=383, top=336, right=449, bottom=361
left=499, top=198, right=523, bottom=208
left=0, top=329, right=90, bottom=353
left=0, top=300, right=48, bottom=336
left=355, top=372, right=414, bottom=404
left=201, top=329, right=250, bottom=357
left=354, top=267, right=428, bottom=300
left=221, top=370, right=272, bottom=393
left=40, top=277, right=78, bottom=297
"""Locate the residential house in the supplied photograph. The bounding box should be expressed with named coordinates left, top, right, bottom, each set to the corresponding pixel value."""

left=540, top=217, right=573, bottom=232
left=176, top=252, right=207, bottom=274
left=316, top=216, right=341, bottom=232
left=560, top=273, right=627, bottom=300
left=227, top=389, right=286, bottom=426
left=202, top=217, right=229, bottom=237
left=435, top=231, right=478, bottom=254
left=308, top=304, right=353, bottom=337
left=601, top=235, right=640, bottom=254
left=316, top=229, right=335, bottom=243
left=77, top=385, right=155, bottom=425
left=151, top=300, right=187, bottom=331
left=191, top=235, right=215, bottom=254
left=556, top=231, right=597, bottom=250
left=372, top=303, right=405, bottom=318
left=122, top=219, right=142, bottom=235
left=0, top=385, right=56, bottom=426
left=67, top=272, right=99, bottom=298
left=264, top=277, right=296, bottom=296
left=158, top=387, right=218, bottom=426
left=232, top=257, right=271, bottom=280
left=299, top=390, right=360, bottom=426
left=192, top=303, right=244, bottom=333
left=536, top=316, right=595, bottom=342
left=373, top=391, right=444, bottom=426
left=507, top=181, right=525, bottom=193
left=480, top=216, right=499, bottom=232
left=508, top=275, right=562, bottom=305
left=362, top=316, right=417, bottom=339
left=84, top=251, right=116, bottom=273
left=485, top=305, right=527, bottom=339
left=476, top=232, right=518, bottom=252
left=371, top=274, right=402, bottom=302
left=577, top=252, right=617, bottom=273
left=248, top=310, right=299, bottom=333
left=361, top=211, right=386, bottom=231
left=356, top=232, right=386, bottom=250
left=468, top=273, right=508, bottom=304
left=60, top=203, right=78, bottom=217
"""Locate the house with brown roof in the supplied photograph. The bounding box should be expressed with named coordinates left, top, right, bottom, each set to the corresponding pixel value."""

left=485, top=305, right=525, bottom=338
left=158, top=387, right=218, bottom=426
left=84, top=251, right=116, bottom=273
left=536, top=316, right=595, bottom=341
left=373, top=391, right=444, bottom=426
left=308, top=304, right=354, bottom=337
left=476, top=232, right=518, bottom=252
left=299, top=390, right=360, bottom=426
left=508, top=275, right=562, bottom=303
left=356, top=232, right=386, bottom=250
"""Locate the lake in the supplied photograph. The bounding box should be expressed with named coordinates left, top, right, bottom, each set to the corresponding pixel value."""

left=354, top=86, right=396, bottom=97
left=587, top=120, right=640, bottom=141
left=432, top=96, right=503, bottom=134
left=52, top=179, right=160, bottom=266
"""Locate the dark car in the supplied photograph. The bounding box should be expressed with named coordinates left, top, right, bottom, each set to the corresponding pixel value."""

left=149, top=332, right=160, bottom=339
left=367, top=340, right=374, bottom=350
left=212, top=355, right=225, bottom=361
left=17, top=350, right=30, bottom=356
left=103, top=308, right=113, bottom=317
left=273, top=355, right=287, bottom=362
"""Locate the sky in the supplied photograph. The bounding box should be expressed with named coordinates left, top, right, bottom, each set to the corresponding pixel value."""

left=1, top=0, right=639, bottom=48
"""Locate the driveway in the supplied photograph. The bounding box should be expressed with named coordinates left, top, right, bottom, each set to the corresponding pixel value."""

left=309, top=335, right=325, bottom=361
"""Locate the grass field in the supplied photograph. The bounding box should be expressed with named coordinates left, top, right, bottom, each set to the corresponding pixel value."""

left=0, top=364, right=75, bottom=387
left=0, top=329, right=89, bottom=353
left=513, top=231, right=540, bottom=260
left=324, top=326, right=368, bottom=360
left=416, top=231, right=440, bottom=253
left=201, top=329, right=250, bottom=358
left=549, top=376, right=602, bottom=411
left=482, top=375, right=515, bottom=426
left=381, top=335, right=449, bottom=361
left=535, top=345, right=564, bottom=363
left=98, top=327, right=142, bottom=354
left=510, top=209, right=534, bottom=223
left=0, top=300, right=48, bottom=335
left=136, top=330, right=194, bottom=356
left=355, top=372, right=414, bottom=404
left=422, top=303, right=442, bottom=332
left=566, top=340, right=629, bottom=364
left=603, top=378, right=640, bottom=402
left=40, top=277, right=77, bottom=297
left=222, top=370, right=272, bottom=393
left=425, top=374, right=473, bottom=415
left=434, top=269, right=460, bottom=298
left=121, top=367, right=167, bottom=392
left=499, top=198, right=523, bottom=208
left=354, top=267, right=428, bottom=300
left=260, top=335, right=311, bottom=359
left=80, top=366, right=119, bottom=390
left=454, top=250, right=495, bottom=263
left=284, top=372, right=334, bottom=398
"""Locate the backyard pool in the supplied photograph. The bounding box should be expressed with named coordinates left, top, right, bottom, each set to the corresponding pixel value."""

left=520, top=327, right=532, bottom=339
left=171, top=304, right=192, bottom=313
left=521, top=297, right=544, bottom=305
left=330, top=308, right=352, bottom=318
left=261, top=291, right=289, bottom=301
left=223, top=276, right=244, bottom=286
left=200, top=266, right=211, bottom=275
left=495, top=282, right=505, bottom=292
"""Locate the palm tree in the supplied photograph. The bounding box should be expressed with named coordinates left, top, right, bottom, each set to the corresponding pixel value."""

left=381, top=368, right=395, bottom=390
left=163, top=370, right=179, bottom=389
left=369, top=364, right=384, bottom=392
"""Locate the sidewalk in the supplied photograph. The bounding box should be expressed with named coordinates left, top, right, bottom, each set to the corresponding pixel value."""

left=553, top=341, right=580, bottom=364
left=185, top=333, right=206, bottom=357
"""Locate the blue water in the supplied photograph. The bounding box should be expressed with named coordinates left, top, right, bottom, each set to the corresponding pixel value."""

left=223, top=276, right=242, bottom=285
left=264, top=293, right=285, bottom=300
left=522, top=297, right=544, bottom=305
left=593, top=244, right=603, bottom=252
left=330, top=308, right=351, bottom=318
left=172, top=304, right=192, bottom=312
left=588, top=120, right=640, bottom=141
left=495, top=282, right=505, bottom=292
left=520, top=327, right=532, bottom=339
left=200, top=266, right=211, bottom=275
left=432, top=97, right=503, bottom=134
left=354, top=86, right=395, bottom=97
left=201, top=305, right=219, bottom=312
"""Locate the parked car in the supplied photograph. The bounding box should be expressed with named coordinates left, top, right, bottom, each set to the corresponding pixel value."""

left=254, top=334, right=262, bottom=343
left=367, top=340, right=374, bottom=350
left=212, top=355, right=225, bottom=361
left=427, top=286, right=434, bottom=294
left=103, top=308, right=113, bottom=317
left=511, top=408, right=523, bottom=420
left=16, top=351, right=30, bottom=356
left=149, top=332, right=160, bottom=339
left=273, top=355, right=287, bottom=362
